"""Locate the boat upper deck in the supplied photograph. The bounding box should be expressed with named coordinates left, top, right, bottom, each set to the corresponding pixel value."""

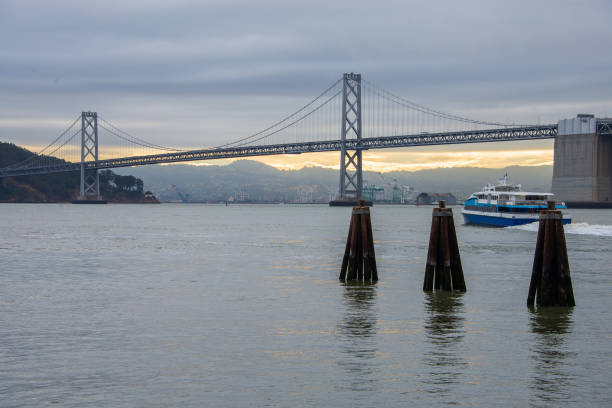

left=466, top=174, right=562, bottom=208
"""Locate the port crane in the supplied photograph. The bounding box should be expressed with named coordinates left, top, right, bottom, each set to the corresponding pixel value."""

left=170, top=184, right=190, bottom=203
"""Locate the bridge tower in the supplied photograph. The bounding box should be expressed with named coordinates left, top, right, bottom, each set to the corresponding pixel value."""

left=332, top=73, right=363, bottom=205
left=552, top=115, right=612, bottom=207
left=77, top=111, right=101, bottom=201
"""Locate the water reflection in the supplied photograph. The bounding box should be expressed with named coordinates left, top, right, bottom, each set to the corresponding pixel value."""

left=529, top=307, right=574, bottom=406
left=422, top=292, right=466, bottom=394
left=337, top=282, right=378, bottom=392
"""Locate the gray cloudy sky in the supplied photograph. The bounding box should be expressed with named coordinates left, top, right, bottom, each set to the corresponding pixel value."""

left=1, top=0, right=611, bottom=155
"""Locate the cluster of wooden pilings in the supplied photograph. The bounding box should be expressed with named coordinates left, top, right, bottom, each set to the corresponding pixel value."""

left=527, top=202, right=575, bottom=307
left=339, top=200, right=378, bottom=283
left=423, top=200, right=466, bottom=292
left=338, top=199, right=575, bottom=308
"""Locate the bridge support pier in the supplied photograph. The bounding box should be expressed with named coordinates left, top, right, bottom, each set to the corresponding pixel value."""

left=330, top=73, right=367, bottom=206
left=73, top=111, right=106, bottom=204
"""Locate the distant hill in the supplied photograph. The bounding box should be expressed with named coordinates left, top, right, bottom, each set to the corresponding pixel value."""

left=0, top=142, right=155, bottom=203
left=115, top=160, right=553, bottom=203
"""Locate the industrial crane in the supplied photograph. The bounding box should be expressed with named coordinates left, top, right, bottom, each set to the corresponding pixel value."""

left=170, top=184, right=190, bottom=203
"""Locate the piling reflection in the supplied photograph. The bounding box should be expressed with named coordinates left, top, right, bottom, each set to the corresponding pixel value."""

left=422, top=291, right=466, bottom=394
left=529, top=307, right=574, bottom=406
left=337, top=282, right=378, bottom=392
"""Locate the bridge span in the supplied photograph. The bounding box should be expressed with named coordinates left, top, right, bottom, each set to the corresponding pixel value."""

left=1, top=124, right=557, bottom=178
left=1, top=73, right=610, bottom=206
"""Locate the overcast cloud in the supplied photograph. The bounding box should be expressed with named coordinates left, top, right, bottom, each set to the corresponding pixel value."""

left=1, top=0, right=611, bottom=151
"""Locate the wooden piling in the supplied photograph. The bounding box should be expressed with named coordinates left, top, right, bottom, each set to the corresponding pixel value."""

left=423, top=200, right=466, bottom=292
left=527, top=201, right=575, bottom=307
left=339, top=200, right=378, bottom=283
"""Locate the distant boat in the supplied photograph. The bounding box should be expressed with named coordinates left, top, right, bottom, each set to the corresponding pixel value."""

left=461, top=174, right=571, bottom=227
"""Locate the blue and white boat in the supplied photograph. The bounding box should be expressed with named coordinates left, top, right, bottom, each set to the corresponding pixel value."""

left=462, top=174, right=571, bottom=227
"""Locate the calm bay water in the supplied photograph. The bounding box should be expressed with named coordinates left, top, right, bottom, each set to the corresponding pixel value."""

left=1, top=204, right=611, bottom=407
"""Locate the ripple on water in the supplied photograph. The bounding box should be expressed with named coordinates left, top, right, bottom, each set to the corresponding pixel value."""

left=1, top=204, right=611, bottom=407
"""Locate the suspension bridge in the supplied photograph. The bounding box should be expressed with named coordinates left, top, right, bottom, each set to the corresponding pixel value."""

left=1, top=73, right=610, bottom=204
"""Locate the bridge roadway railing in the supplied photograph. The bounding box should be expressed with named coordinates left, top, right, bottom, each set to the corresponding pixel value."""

left=0, top=124, right=557, bottom=178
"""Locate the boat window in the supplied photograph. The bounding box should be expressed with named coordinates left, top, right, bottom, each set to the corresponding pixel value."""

left=525, top=195, right=545, bottom=201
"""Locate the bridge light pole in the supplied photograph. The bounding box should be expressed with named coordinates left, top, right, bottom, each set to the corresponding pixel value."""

left=78, top=111, right=101, bottom=200
left=335, top=72, right=363, bottom=204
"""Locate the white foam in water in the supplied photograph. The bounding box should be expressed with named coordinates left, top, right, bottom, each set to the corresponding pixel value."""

left=509, top=222, right=612, bottom=236
left=508, top=223, right=539, bottom=233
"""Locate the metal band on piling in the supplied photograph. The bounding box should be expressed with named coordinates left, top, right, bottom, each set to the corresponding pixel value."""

left=433, top=211, right=453, bottom=217
left=539, top=213, right=563, bottom=220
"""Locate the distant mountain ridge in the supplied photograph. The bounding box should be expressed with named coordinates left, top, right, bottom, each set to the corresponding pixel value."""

left=115, top=160, right=554, bottom=203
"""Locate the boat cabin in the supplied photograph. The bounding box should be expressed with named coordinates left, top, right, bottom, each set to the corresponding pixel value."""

left=464, top=174, right=564, bottom=213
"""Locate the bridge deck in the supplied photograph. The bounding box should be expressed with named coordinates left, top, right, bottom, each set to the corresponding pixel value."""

left=1, top=125, right=557, bottom=178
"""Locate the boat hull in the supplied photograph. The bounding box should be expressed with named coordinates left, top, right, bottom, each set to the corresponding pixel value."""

left=462, top=211, right=571, bottom=227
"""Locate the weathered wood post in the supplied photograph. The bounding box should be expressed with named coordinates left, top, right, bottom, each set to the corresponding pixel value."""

left=527, top=201, right=575, bottom=307
left=340, top=200, right=378, bottom=283
left=423, top=200, right=466, bottom=292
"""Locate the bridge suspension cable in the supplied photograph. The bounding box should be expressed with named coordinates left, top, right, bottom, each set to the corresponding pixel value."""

left=3, top=115, right=81, bottom=170
left=209, top=76, right=531, bottom=151
left=362, top=79, right=517, bottom=127
left=1, top=72, right=557, bottom=180
left=39, top=128, right=81, bottom=159
left=98, top=116, right=183, bottom=152
left=226, top=88, right=342, bottom=148
left=93, top=78, right=344, bottom=157
left=213, top=77, right=343, bottom=149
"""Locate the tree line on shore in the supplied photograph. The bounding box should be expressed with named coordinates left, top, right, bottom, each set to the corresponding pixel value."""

left=0, top=142, right=151, bottom=203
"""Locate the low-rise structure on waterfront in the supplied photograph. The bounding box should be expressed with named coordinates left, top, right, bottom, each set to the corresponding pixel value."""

left=416, top=192, right=457, bottom=205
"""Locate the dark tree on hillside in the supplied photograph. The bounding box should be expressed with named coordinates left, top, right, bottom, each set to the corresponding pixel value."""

left=113, top=175, right=142, bottom=192
left=1, top=143, right=147, bottom=202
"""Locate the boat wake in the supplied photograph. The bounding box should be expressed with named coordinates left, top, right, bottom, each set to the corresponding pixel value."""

left=509, top=222, right=612, bottom=237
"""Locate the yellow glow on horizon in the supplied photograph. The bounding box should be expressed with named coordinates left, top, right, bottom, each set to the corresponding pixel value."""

left=246, top=148, right=554, bottom=172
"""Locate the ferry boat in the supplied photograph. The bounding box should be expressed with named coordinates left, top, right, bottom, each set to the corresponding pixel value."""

left=462, top=174, right=571, bottom=227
